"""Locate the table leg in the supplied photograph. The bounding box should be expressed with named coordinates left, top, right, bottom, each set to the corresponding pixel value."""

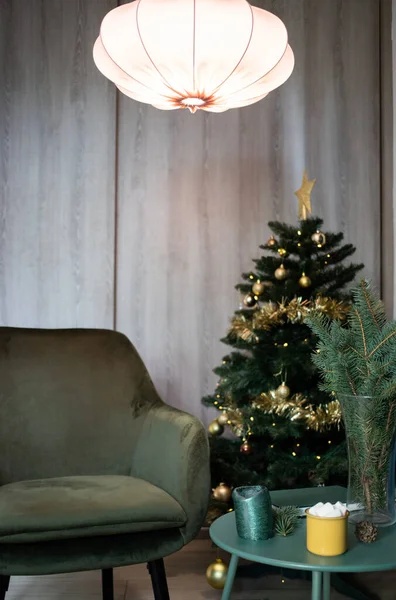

left=221, top=554, right=239, bottom=600
left=312, top=571, right=322, bottom=600
left=322, top=572, right=331, bottom=600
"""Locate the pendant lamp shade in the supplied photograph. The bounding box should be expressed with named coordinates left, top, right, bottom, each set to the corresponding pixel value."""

left=93, top=0, right=294, bottom=113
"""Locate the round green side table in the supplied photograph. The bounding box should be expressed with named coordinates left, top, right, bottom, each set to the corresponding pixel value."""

left=210, top=511, right=396, bottom=600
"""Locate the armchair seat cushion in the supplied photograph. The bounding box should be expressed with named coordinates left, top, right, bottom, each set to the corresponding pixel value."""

left=0, top=475, right=187, bottom=543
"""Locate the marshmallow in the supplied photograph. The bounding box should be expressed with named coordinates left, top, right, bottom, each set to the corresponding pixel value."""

left=335, top=501, right=347, bottom=516
left=309, top=501, right=347, bottom=517
left=308, top=502, right=323, bottom=516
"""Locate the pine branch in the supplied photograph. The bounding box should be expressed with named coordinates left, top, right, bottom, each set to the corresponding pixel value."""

left=306, top=280, right=396, bottom=513
left=273, top=506, right=300, bottom=536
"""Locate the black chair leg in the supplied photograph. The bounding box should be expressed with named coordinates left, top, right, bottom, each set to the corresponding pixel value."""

left=0, top=575, right=10, bottom=600
left=101, top=568, right=114, bottom=600
left=147, top=559, right=170, bottom=600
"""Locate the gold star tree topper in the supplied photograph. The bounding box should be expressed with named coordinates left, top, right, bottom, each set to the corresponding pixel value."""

left=295, top=170, right=316, bottom=220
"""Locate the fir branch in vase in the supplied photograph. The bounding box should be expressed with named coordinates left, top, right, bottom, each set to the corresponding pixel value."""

left=306, top=280, right=396, bottom=524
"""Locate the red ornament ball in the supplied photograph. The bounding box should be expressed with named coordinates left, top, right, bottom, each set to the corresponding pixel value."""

left=240, top=441, right=253, bottom=455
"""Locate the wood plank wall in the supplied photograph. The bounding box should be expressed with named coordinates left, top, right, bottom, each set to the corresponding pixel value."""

left=381, top=0, right=394, bottom=317
left=0, top=0, right=116, bottom=328
left=0, top=0, right=382, bottom=421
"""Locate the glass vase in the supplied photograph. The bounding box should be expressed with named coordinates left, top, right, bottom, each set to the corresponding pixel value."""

left=339, top=394, right=396, bottom=526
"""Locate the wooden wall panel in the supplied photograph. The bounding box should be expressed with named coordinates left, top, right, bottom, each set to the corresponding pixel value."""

left=116, top=0, right=380, bottom=420
left=0, top=0, right=116, bottom=328
left=0, top=0, right=381, bottom=420
left=380, top=0, right=393, bottom=317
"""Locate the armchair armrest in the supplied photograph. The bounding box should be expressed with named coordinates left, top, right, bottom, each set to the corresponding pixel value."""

left=130, top=403, right=210, bottom=544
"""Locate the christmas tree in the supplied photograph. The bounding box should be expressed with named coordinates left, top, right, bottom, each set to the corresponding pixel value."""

left=202, top=173, right=364, bottom=517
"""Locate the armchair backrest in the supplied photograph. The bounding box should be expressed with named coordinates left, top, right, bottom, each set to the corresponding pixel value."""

left=0, top=328, right=161, bottom=484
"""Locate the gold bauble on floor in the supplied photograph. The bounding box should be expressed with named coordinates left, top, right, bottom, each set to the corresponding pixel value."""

left=206, top=558, right=228, bottom=589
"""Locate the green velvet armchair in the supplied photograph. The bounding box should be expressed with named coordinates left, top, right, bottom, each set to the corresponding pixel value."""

left=0, top=328, right=210, bottom=600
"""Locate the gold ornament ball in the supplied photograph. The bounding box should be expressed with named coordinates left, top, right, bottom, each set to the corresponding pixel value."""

left=267, top=235, right=277, bottom=248
left=206, top=558, right=228, bottom=590
left=212, top=482, right=232, bottom=503
left=312, top=230, right=326, bottom=246
left=299, top=273, right=312, bottom=288
left=277, top=382, right=290, bottom=399
left=252, top=281, right=265, bottom=296
left=240, top=441, right=253, bottom=455
left=208, top=419, right=224, bottom=436
left=275, top=264, right=287, bottom=281
left=278, top=248, right=287, bottom=257
left=243, top=293, right=257, bottom=308
left=217, top=412, right=229, bottom=426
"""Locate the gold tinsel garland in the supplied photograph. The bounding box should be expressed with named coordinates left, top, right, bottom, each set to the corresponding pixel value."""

left=221, top=296, right=346, bottom=434
left=252, top=391, right=342, bottom=432
left=222, top=391, right=342, bottom=434
left=230, top=296, right=349, bottom=343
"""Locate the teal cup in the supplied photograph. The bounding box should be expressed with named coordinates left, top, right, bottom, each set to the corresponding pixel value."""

left=232, top=485, right=273, bottom=541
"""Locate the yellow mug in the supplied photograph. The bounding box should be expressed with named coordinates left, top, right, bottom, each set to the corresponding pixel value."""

left=306, top=509, right=349, bottom=556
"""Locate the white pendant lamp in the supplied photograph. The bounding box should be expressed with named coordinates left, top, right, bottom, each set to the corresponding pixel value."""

left=93, top=0, right=294, bottom=114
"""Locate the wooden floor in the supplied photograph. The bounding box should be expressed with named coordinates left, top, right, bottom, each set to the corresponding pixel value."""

left=5, top=538, right=395, bottom=600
